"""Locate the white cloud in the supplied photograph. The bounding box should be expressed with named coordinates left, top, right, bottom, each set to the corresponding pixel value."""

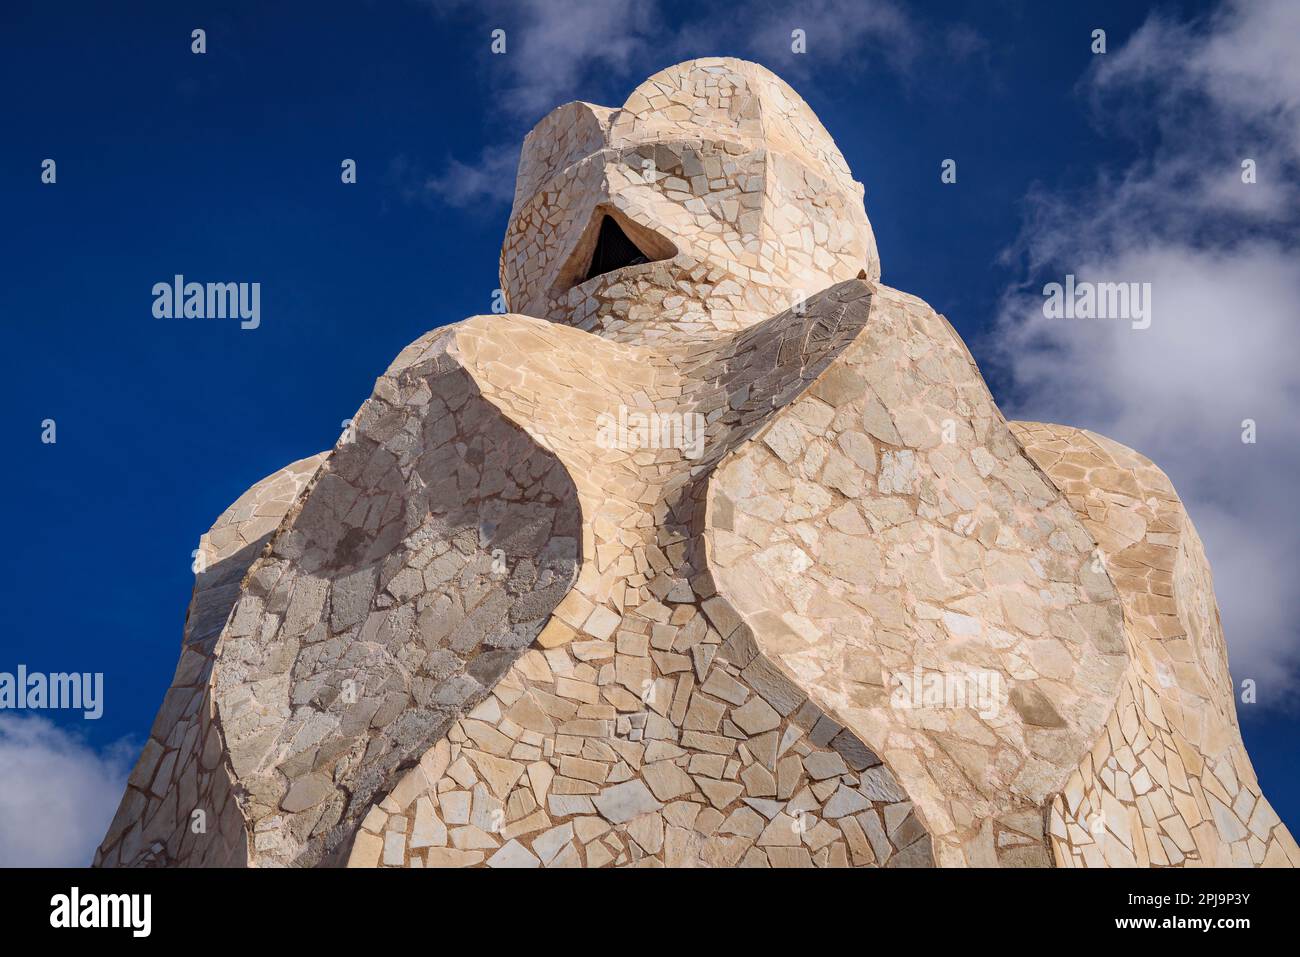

left=991, top=0, right=1300, bottom=707
left=425, top=0, right=921, bottom=120
left=0, top=715, right=134, bottom=867
left=743, top=0, right=919, bottom=75
left=415, top=0, right=936, bottom=211
left=427, top=0, right=661, bottom=120
left=415, top=145, right=520, bottom=209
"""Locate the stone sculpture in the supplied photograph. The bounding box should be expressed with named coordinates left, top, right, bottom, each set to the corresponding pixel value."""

left=96, top=58, right=1298, bottom=869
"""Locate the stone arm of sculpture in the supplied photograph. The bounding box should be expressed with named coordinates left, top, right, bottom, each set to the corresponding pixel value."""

left=96, top=315, right=584, bottom=868
left=704, top=281, right=1299, bottom=867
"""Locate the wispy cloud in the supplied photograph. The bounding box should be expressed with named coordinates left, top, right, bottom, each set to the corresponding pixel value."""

left=392, top=144, right=520, bottom=209
left=0, top=716, right=134, bottom=866
left=412, top=0, right=949, bottom=211
left=425, top=0, right=662, bottom=121
left=990, top=0, right=1300, bottom=708
left=744, top=0, right=920, bottom=75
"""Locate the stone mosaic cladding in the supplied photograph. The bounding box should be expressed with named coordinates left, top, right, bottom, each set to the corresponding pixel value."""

left=705, top=283, right=1128, bottom=867
left=1012, top=423, right=1300, bottom=867
left=346, top=283, right=931, bottom=868
left=214, top=332, right=583, bottom=867
left=502, top=58, right=879, bottom=345
left=97, top=56, right=1294, bottom=868
left=95, top=455, right=327, bottom=867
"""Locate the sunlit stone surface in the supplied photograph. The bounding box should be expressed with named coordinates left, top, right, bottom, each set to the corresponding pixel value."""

left=97, top=58, right=1296, bottom=869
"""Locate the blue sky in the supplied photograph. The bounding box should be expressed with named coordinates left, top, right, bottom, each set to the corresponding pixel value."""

left=2, top=0, right=1297, bottom=865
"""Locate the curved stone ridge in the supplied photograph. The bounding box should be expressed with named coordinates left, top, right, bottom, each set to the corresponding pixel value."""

left=705, top=284, right=1127, bottom=867
left=1011, top=423, right=1300, bottom=867
left=98, top=55, right=1293, bottom=869
left=212, top=330, right=582, bottom=867
left=95, top=454, right=327, bottom=867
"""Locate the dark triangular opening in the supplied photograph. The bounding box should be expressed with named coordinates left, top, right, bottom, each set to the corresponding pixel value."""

left=584, top=216, right=652, bottom=282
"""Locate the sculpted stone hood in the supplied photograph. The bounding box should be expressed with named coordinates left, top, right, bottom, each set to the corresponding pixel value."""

left=501, top=58, right=880, bottom=342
